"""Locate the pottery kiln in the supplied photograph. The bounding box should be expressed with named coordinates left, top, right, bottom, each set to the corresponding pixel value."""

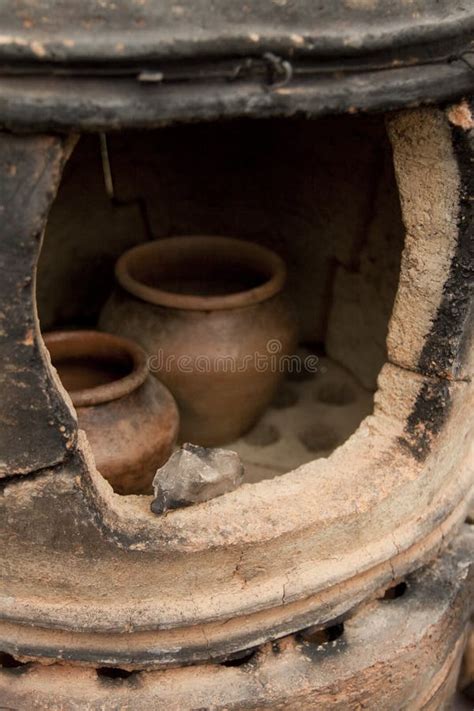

left=0, top=1, right=472, bottom=708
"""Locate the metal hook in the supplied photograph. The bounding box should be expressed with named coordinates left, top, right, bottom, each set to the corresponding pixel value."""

left=263, top=52, right=293, bottom=89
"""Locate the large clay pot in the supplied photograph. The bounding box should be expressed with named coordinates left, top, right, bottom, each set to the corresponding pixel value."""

left=43, top=330, right=179, bottom=495
left=99, top=236, right=297, bottom=446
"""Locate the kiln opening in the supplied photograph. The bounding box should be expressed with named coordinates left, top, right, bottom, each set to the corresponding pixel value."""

left=37, top=114, right=405, bottom=491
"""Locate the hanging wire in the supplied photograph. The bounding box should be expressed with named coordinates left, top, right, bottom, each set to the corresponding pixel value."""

left=99, top=132, right=115, bottom=200
left=98, top=132, right=154, bottom=241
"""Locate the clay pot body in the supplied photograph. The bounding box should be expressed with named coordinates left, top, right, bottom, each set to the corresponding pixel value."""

left=99, top=237, right=297, bottom=446
left=43, top=331, right=179, bottom=494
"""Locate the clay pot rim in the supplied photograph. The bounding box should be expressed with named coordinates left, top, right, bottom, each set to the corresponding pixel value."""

left=115, top=236, right=287, bottom=311
left=43, top=330, right=149, bottom=407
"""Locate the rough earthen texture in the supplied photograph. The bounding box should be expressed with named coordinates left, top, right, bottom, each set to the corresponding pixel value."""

left=0, top=528, right=471, bottom=709
left=0, top=360, right=471, bottom=666
left=386, top=105, right=473, bottom=381
left=0, top=133, right=78, bottom=476
left=0, top=99, right=472, bottom=702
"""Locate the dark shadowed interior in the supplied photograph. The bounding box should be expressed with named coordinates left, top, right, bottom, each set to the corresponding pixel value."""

left=37, top=115, right=406, bottom=482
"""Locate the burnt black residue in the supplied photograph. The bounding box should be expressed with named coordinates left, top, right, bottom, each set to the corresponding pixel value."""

left=417, top=104, right=474, bottom=378
left=398, top=380, right=452, bottom=461
left=400, top=110, right=473, bottom=462
left=150, top=496, right=191, bottom=515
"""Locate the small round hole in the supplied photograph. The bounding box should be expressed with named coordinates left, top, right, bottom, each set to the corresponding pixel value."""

left=0, top=652, right=26, bottom=669
left=315, top=382, right=355, bottom=406
left=271, top=385, right=298, bottom=409
left=96, top=667, right=135, bottom=681
left=271, top=640, right=282, bottom=655
left=300, top=622, right=345, bottom=645
left=220, top=647, right=257, bottom=667
left=299, top=424, right=339, bottom=453
left=244, top=422, right=280, bottom=447
left=379, top=581, right=408, bottom=600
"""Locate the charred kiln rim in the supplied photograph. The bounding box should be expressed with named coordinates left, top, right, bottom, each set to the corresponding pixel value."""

left=43, top=330, right=149, bottom=408
left=115, top=236, right=287, bottom=311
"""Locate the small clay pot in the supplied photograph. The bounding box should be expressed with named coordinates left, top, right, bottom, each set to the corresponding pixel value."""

left=99, top=236, right=297, bottom=446
left=43, top=330, right=179, bottom=495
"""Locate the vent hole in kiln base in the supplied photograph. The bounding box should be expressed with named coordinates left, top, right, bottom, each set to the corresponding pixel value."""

left=299, top=622, right=345, bottom=646
left=379, top=581, right=408, bottom=600
left=36, top=115, right=404, bottom=489
left=96, top=667, right=138, bottom=683
left=220, top=647, right=258, bottom=667
left=0, top=652, right=28, bottom=670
